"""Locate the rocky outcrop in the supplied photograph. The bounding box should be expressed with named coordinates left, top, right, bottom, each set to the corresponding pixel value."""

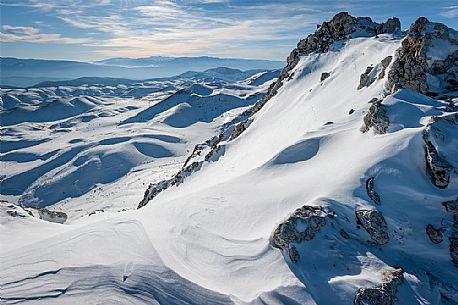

left=443, top=197, right=458, bottom=266
left=354, top=268, right=404, bottom=305
left=422, top=114, right=457, bottom=189
left=426, top=224, right=444, bottom=244
left=320, top=72, right=330, bottom=82
left=295, top=13, right=399, bottom=57
left=358, top=56, right=392, bottom=89
left=387, top=17, right=458, bottom=95
left=271, top=205, right=330, bottom=263
left=366, top=177, right=381, bottom=204
left=361, top=99, right=389, bottom=134
left=355, top=209, right=389, bottom=245
left=443, top=197, right=458, bottom=215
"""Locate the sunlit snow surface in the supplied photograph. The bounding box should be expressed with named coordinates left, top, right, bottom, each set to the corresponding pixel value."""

left=1, top=35, right=458, bottom=304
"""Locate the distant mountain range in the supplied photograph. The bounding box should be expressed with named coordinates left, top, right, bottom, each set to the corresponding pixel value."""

left=0, top=56, right=284, bottom=87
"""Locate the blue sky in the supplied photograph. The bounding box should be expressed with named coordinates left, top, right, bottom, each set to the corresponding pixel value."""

left=1, top=0, right=457, bottom=61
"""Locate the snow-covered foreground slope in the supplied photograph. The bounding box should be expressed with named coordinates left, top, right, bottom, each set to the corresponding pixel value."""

left=1, top=13, right=458, bottom=304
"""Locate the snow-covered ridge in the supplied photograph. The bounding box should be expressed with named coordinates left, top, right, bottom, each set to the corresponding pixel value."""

left=1, top=12, right=458, bottom=305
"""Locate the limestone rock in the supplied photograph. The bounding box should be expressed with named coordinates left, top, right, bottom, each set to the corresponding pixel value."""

left=426, top=224, right=443, bottom=244
left=387, top=17, right=458, bottom=95
left=271, top=205, right=328, bottom=263
left=376, top=18, right=401, bottom=35
left=422, top=115, right=456, bottom=189
left=358, top=66, right=374, bottom=89
left=361, top=99, right=389, bottom=134
left=366, top=177, right=381, bottom=204
left=354, top=267, right=404, bottom=305
left=355, top=209, right=389, bottom=245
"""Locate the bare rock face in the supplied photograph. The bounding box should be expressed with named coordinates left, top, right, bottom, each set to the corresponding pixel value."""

left=271, top=205, right=328, bottom=263
left=361, top=99, right=389, bottom=134
left=443, top=197, right=458, bottom=267
left=354, top=268, right=404, bottom=305
left=387, top=17, right=458, bottom=95
left=426, top=224, right=444, bottom=244
left=358, top=66, right=374, bottom=89
left=355, top=209, right=389, bottom=245
left=358, top=56, right=393, bottom=89
left=422, top=114, right=457, bottom=189
left=366, top=177, right=381, bottom=204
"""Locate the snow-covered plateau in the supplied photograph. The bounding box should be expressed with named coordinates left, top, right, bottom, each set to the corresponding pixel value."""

left=1, top=12, right=457, bottom=305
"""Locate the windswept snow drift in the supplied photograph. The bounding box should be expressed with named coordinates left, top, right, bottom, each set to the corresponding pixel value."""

left=1, top=13, right=458, bottom=305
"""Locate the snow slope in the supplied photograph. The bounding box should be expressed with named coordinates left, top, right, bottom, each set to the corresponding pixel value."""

left=1, top=13, right=458, bottom=305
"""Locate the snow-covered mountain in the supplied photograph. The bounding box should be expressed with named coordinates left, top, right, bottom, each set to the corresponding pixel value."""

left=1, top=12, right=458, bottom=305
left=0, top=56, right=283, bottom=87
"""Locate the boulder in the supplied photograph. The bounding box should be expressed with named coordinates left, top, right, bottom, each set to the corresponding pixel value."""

left=271, top=205, right=328, bottom=263
left=361, top=99, right=389, bottom=134
left=366, top=177, right=381, bottom=204
left=355, top=209, right=389, bottom=245
left=426, top=224, right=443, bottom=244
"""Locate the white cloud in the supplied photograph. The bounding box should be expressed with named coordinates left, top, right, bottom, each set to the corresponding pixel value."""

left=440, top=6, right=458, bottom=18
left=0, top=25, right=91, bottom=44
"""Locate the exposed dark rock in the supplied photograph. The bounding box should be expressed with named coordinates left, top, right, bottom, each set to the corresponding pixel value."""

left=426, top=224, right=443, bottom=244
left=443, top=197, right=458, bottom=215
left=358, top=66, right=374, bottom=89
left=358, top=56, right=393, bottom=89
left=443, top=197, right=458, bottom=267
left=377, top=56, right=393, bottom=80
left=320, top=72, right=330, bottom=81
left=376, top=18, right=401, bottom=35
left=271, top=205, right=329, bottom=263
left=355, top=209, right=389, bottom=245
left=349, top=108, right=355, bottom=114
left=354, top=267, right=404, bottom=305
left=387, top=17, right=458, bottom=95
left=366, top=177, right=381, bottom=204
left=37, top=208, right=67, bottom=223
left=422, top=115, right=455, bottom=189
left=229, top=121, right=247, bottom=141
left=450, top=223, right=458, bottom=267
left=361, top=99, right=389, bottom=134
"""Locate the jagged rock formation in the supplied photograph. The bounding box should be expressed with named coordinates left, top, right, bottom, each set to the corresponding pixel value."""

left=387, top=17, right=458, bottom=95
left=422, top=114, right=456, bottom=189
left=443, top=197, right=458, bottom=266
left=355, top=209, right=389, bottom=245
left=426, top=224, right=444, bottom=244
left=295, top=13, right=399, bottom=56
left=366, top=177, right=381, bottom=204
left=354, top=268, right=404, bottom=305
left=358, top=56, right=392, bottom=89
left=361, top=99, right=389, bottom=134
left=270, top=205, right=329, bottom=263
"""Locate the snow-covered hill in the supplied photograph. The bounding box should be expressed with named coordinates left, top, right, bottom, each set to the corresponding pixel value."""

left=0, top=56, right=283, bottom=87
left=1, top=12, right=457, bottom=305
left=0, top=70, right=276, bottom=220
